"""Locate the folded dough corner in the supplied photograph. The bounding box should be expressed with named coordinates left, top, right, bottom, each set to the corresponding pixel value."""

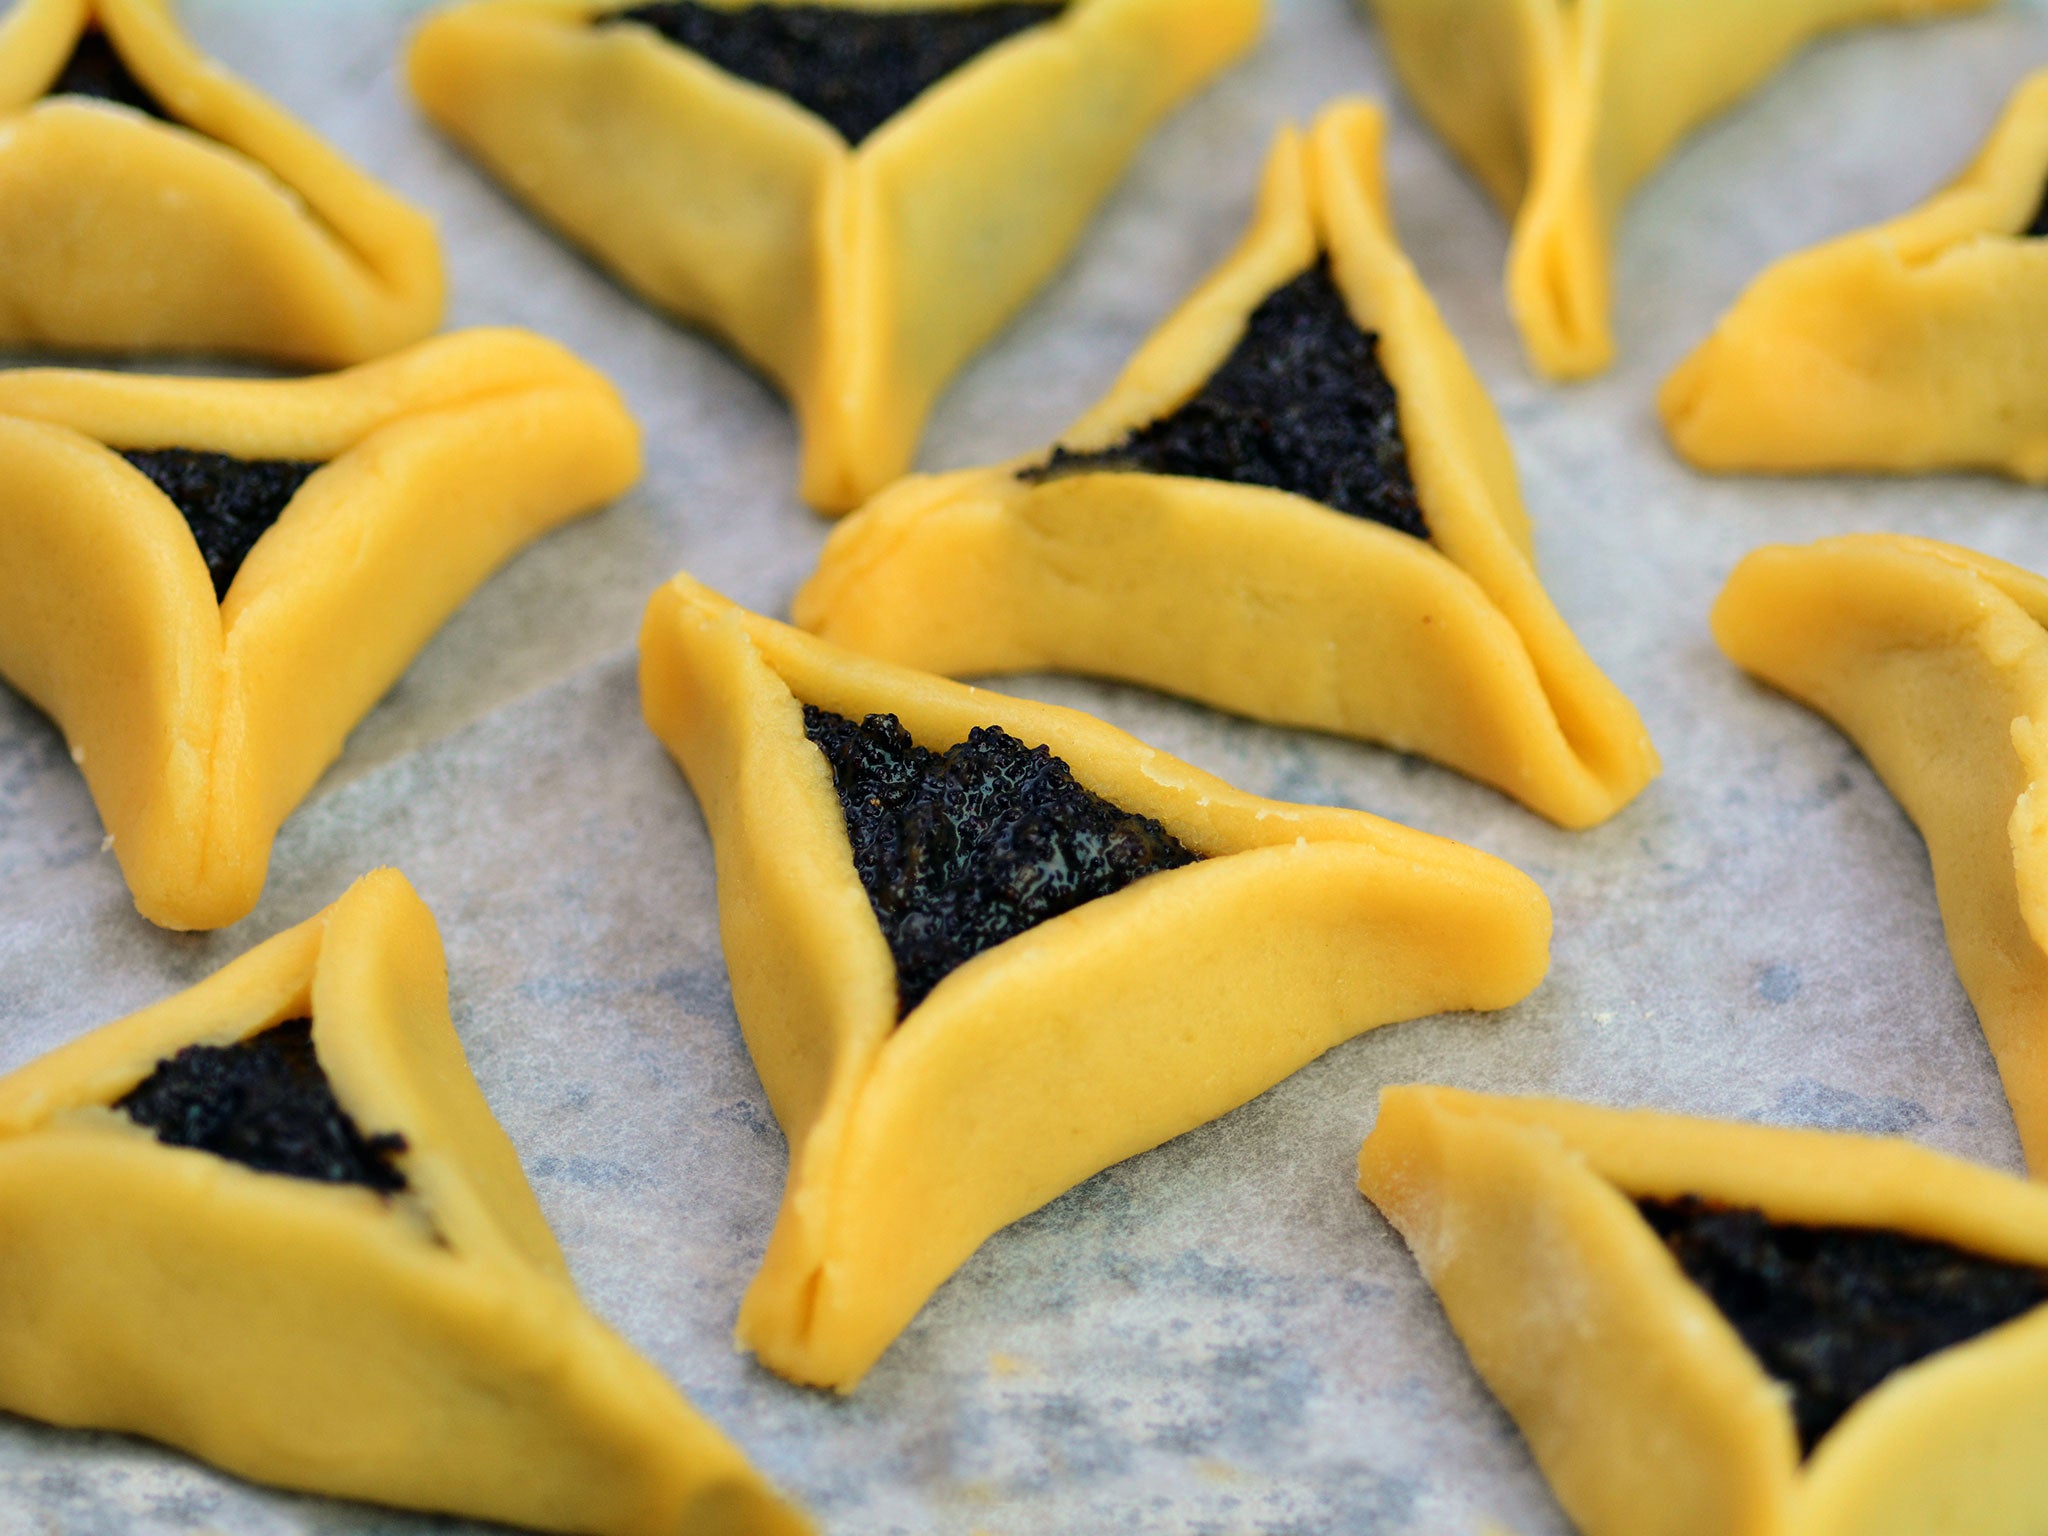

left=405, top=0, right=1262, bottom=513
left=0, top=329, right=643, bottom=931
left=0, top=0, right=445, bottom=365
left=640, top=571, right=1553, bottom=1389
left=1360, top=1086, right=2048, bottom=1536
left=0, top=868, right=811, bottom=1536
left=1714, top=534, right=2048, bottom=1175
left=1664, top=67, right=2048, bottom=481
left=797, top=98, right=1658, bottom=830
left=1363, top=0, right=1995, bottom=380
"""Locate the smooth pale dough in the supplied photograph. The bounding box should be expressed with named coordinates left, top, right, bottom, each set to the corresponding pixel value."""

left=0, top=0, right=444, bottom=365
left=1360, top=1084, right=2048, bottom=1536
left=0, top=868, right=811, bottom=1536
left=796, top=99, right=1658, bottom=830
left=1714, top=534, right=2048, bottom=1174
left=1664, top=68, right=2048, bottom=480
left=1362, top=0, right=1994, bottom=380
left=406, top=0, right=1261, bottom=512
left=0, top=328, right=643, bottom=931
left=639, top=571, right=1554, bottom=1390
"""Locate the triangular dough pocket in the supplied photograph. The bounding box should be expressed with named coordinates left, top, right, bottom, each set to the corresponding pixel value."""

left=1364, top=0, right=1993, bottom=380
left=796, top=99, right=1656, bottom=830
left=1664, top=69, right=2048, bottom=480
left=0, top=328, right=642, bottom=931
left=405, top=0, right=1260, bottom=512
left=0, top=868, right=810, bottom=1536
left=1360, top=1085, right=2048, bottom=1536
left=1714, top=534, right=2048, bottom=1173
left=0, top=0, right=444, bottom=364
left=640, top=571, right=1553, bottom=1389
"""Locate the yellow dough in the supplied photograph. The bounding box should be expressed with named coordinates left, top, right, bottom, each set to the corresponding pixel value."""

left=1360, top=1085, right=2048, bottom=1536
left=1361, top=1086, right=2048, bottom=1536
left=0, top=868, right=810, bottom=1536
left=0, top=329, right=642, bottom=932
left=1363, top=0, right=1994, bottom=380
left=0, top=0, right=444, bottom=364
left=640, top=571, right=1553, bottom=1389
left=1714, top=534, right=2048, bottom=1174
left=796, top=100, right=1657, bottom=830
left=1664, top=68, right=2048, bottom=479
left=406, top=0, right=1261, bottom=513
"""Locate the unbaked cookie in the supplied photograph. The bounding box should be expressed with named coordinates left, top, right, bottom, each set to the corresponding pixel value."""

left=797, top=100, right=1658, bottom=830
left=1363, top=0, right=1993, bottom=379
left=0, top=869, right=810, bottom=1536
left=1715, top=534, right=2048, bottom=1172
left=1361, top=1085, right=2048, bottom=1536
left=1664, top=68, right=2048, bottom=479
left=406, top=0, right=1261, bottom=512
left=0, top=0, right=444, bottom=364
left=0, top=329, right=642, bottom=931
left=639, top=571, right=1553, bottom=1389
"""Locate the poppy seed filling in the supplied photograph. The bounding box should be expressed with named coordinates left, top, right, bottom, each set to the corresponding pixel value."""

left=1024, top=257, right=1429, bottom=539
left=601, top=1, right=1064, bottom=146
left=120, top=448, right=323, bottom=602
left=118, top=1019, right=408, bottom=1192
left=1639, top=1195, right=2048, bottom=1454
left=45, top=28, right=171, bottom=121
left=802, top=705, right=1198, bottom=1015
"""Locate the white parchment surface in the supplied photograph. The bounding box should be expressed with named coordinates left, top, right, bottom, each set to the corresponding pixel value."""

left=4, top=1, right=2048, bottom=1531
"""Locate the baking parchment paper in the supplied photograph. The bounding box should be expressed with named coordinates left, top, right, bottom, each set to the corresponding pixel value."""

left=5, top=0, right=2048, bottom=1530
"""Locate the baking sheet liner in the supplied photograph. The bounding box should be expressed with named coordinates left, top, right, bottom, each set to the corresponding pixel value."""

left=3, top=0, right=2047, bottom=1530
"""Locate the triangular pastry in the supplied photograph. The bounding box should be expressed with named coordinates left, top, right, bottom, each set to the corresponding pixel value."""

left=406, top=0, right=1262, bottom=512
left=0, top=0, right=444, bottom=365
left=0, top=328, right=642, bottom=931
left=1714, top=534, right=2048, bottom=1174
left=1363, top=0, right=1994, bottom=380
left=0, top=868, right=810, bottom=1535
left=1360, top=1086, right=2048, bottom=1536
left=640, top=571, right=1553, bottom=1389
left=796, top=100, right=1658, bottom=830
left=1664, top=68, right=2048, bottom=480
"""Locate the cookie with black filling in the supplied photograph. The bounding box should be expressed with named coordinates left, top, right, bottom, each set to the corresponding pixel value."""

left=798, top=100, right=1657, bottom=830
left=0, top=328, right=642, bottom=931
left=639, top=571, right=1552, bottom=1390
left=0, top=0, right=443, bottom=363
left=0, top=869, right=811, bottom=1535
left=407, top=0, right=1262, bottom=511
left=1664, top=67, right=2048, bottom=482
left=1365, top=0, right=1993, bottom=379
left=1360, top=1087, right=2048, bottom=1536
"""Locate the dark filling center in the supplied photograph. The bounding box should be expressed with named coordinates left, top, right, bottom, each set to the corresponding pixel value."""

left=118, top=1019, right=408, bottom=1192
left=802, top=705, right=1198, bottom=1015
left=2023, top=181, right=2048, bottom=239
left=1639, top=1195, right=2048, bottom=1454
left=1023, top=257, right=1429, bottom=539
left=599, top=1, right=1064, bottom=146
left=44, top=28, right=172, bottom=121
left=120, top=448, right=323, bottom=602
